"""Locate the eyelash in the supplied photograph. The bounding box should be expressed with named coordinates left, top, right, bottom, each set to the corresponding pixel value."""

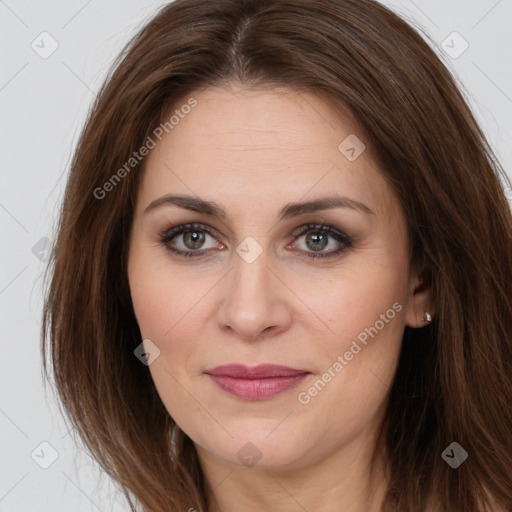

left=159, top=222, right=353, bottom=260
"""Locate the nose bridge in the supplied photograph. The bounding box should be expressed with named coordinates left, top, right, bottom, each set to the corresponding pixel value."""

left=218, top=241, right=291, bottom=340
left=230, top=243, right=273, bottom=310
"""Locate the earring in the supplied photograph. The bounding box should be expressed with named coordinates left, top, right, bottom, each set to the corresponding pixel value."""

left=422, top=311, right=432, bottom=324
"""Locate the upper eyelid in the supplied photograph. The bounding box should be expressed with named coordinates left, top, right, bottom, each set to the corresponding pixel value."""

left=161, top=222, right=217, bottom=241
left=161, top=222, right=351, bottom=246
left=160, top=222, right=353, bottom=261
left=162, top=221, right=344, bottom=236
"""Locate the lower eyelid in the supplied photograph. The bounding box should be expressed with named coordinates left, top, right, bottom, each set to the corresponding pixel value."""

left=173, top=232, right=219, bottom=251
left=161, top=224, right=352, bottom=258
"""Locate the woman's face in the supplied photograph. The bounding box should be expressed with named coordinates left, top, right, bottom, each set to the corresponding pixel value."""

left=127, top=84, right=431, bottom=472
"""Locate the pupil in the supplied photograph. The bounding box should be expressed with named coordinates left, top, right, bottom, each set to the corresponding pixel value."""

left=184, top=231, right=205, bottom=249
left=181, top=230, right=328, bottom=251
left=306, top=232, right=327, bottom=251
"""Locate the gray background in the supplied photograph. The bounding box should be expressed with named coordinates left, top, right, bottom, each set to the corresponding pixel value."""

left=1, top=0, right=511, bottom=510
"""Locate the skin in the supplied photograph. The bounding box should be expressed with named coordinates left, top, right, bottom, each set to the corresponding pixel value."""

left=127, top=83, right=435, bottom=512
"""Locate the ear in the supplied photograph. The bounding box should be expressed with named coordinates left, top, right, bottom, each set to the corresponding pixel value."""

left=404, top=261, right=435, bottom=328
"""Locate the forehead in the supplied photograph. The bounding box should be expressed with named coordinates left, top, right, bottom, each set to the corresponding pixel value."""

left=138, top=84, right=398, bottom=223
left=158, top=84, right=362, bottom=160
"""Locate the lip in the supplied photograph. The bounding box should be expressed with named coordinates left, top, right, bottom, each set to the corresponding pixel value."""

left=206, top=364, right=308, bottom=378
left=205, top=364, right=310, bottom=400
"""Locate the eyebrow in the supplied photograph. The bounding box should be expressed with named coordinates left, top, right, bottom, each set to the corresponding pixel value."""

left=143, top=194, right=374, bottom=219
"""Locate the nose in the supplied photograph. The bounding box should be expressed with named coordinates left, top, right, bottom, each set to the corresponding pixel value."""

left=216, top=250, right=293, bottom=341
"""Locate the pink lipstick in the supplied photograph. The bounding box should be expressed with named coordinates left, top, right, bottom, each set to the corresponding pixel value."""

left=205, top=364, right=309, bottom=400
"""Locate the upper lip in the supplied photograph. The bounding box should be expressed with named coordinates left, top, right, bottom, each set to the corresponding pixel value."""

left=205, top=364, right=309, bottom=378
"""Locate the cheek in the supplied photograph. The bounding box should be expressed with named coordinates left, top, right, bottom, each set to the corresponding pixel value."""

left=128, top=254, right=212, bottom=434
left=128, top=247, right=209, bottom=343
left=308, top=262, right=406, bottom=358
left=127, top=252, right=208, bottom=416
left=294, top=261, right=406, bottom=424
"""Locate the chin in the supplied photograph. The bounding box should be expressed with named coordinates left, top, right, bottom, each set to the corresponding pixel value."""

left=193, top=423, right=319, bottom=471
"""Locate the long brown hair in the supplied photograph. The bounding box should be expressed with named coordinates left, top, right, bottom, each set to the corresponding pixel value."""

left=41, top=0, right=512, bottom=510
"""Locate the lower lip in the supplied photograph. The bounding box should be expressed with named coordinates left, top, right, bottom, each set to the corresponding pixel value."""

left=207, top=373, right=309, bottom=400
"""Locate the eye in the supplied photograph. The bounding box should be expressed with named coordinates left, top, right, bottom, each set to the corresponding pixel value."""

left=288, top=223, right=353, bottom=259
left=160, top=223, right=224, bottom=258
left=160, top=222, right=352, bottom=259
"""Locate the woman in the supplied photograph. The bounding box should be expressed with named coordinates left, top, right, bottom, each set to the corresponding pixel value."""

left=42, top=0, right=512, bottom=510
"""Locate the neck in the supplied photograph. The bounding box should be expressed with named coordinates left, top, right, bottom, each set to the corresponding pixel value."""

left=197, top=423, right=389, bottom=512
